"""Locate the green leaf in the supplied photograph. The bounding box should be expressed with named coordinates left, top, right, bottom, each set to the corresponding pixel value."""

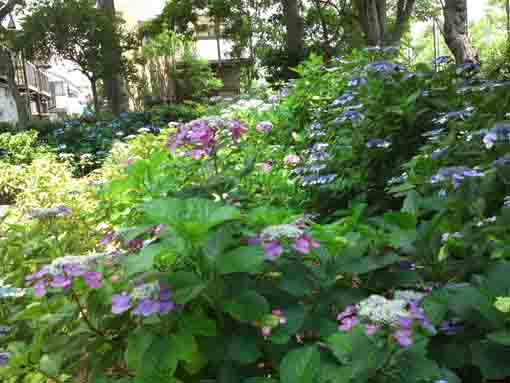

left=279, top=346, right=320, bottom=383
left=339, top=253, right=401, bottom=275
left=402, top=190, right=419, bottom=216
left=224, top=291, right=269, bottom=322
left=172, top=330, right=198, bottom=361
left=225, top=332, right=261, bottom=364
left=487, top=330, right=510, bottom=346
left=139, top=337, right=178, bottom=380
left=178, top=308, right=217, bottom=336
left=216, top=246, right=265, bottom=275
left=471, top=340, right=510, bottom=380
left=166, top=272, right=207, bottom=304
left=125, top=328, right=155, bottom=372
left=39, top=354, right=62, bottom=377
left=122, top=243, right=164, bottom=277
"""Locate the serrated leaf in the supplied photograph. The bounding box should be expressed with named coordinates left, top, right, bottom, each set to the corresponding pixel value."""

left=279, top=346, right=320, bottom=383
left=216, top=246, right=265, bottom=275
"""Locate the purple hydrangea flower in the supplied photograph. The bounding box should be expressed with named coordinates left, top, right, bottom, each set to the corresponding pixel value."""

left=50, top=276, right=72, bottom=289
left=393, top=328, right=413, bottom=347
left=83, top=272, right=102, bottom=289
left=0, top=352, right=8, bottom=367
left=364, top=324, right=380, bottom=336
left=293, top=235, right=320, bottom=254
left=33, top=280, right=47, bottom=297
left=337, top=305, right=356, bottom=321
left=430, top=167, right=484, bottom=189
left=133, top=299, right=160, bottom=317
left=64, top=264, right=85, bottom=277
left=263, top=241, right=283, bottom=260
left=230, top=120, right=248, bottom=143
left=256, top=121, right=273, bottom=134
left=111, top=293, right=131, bottom=314
left=339, top=316, right=359, bottom=332
left=284, top=154, right=301, bottom=167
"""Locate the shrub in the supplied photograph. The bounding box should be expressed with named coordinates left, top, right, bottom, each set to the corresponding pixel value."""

left=0, top=130, right=42, bottom=164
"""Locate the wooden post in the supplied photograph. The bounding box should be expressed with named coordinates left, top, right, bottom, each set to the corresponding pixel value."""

left=20, top=52, right=31, bottom=119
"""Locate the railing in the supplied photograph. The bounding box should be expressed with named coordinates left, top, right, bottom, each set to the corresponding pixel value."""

left=14, top=59, right=51, bottom=97
left=0, top=44, right=51, bottom=97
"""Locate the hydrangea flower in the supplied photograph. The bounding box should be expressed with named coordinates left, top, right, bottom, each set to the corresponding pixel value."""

left=365, top=61, right=402, bottom=73
left=26, top=253, right=116, bottom=297
left=348, top=77, right=367, bottom=87
left=504, top=196, right=510, bottom=209
left=301, top=174, right=337, bottom=186
left=258, top=161, right=273, bottom=173
left=113, top=282, right=175, bottom=317
left=483, top=122, right=510, bottom=149
left=284, top=154, right=301, bottom=167
left=0, top=352, right=9, bottom=367
left=261, top=309, right=288, bottom=338
left=433, top=56, right=452, bottom=65
left=335, top=110, right=364, bottom=123
left=261, top=224, right=304, bottom=240
left=331, top=92, right=355, bottom=108
left=256, top=121, right=273, bottom=134
left=430, top=167, right=484, bottom=189
left=356, top=295, right=409, bottom=325
left=293, top=235, right=320, bottom=254
left=366, top=139, right=391, bottom=149
left=112, top=293, right=131, bottom=314
left=263, top=241, right=284, bottom=260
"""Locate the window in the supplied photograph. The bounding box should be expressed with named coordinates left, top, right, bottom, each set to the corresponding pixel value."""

left=50, top=81, right=66, bottom=96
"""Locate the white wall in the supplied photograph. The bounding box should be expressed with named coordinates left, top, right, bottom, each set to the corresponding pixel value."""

left=0, top=85, right=18, bottom=123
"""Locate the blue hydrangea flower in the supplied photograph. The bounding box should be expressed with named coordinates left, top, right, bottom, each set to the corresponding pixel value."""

left=483, top=122, right=510, bottom=149
left=456, top=61, right=481, bottom=75
left=335, top=110, right=364, bottom=123
left=348, top=77, right=368, bottom=87
left=382, top=46, right=399, bottom=55
left=433, top=56, right=452, bottom=65
left=0, top=352, right=9, bottom=367
left=302, top=174, right=337, bottom=186
left=431, top=167, right=484, bottom=189
left=493, top=155, right=510, bottom=167
left=365, top=61, right=403, bottom=73
left=366, top=139, right=391, bottom=149
left=331, top=92, right=354, bottom=107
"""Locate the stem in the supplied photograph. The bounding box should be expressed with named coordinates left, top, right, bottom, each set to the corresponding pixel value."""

left=72, top=292, right=106, bottom=337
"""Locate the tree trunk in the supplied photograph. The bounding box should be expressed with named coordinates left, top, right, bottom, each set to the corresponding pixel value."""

left=0, top=46, right=29, bottom=128
left=354, top=0, right=416, bottom=47
left=354, top=0, right=385, bottom=46
left=311, top=0, right=333, bottom=60
left=282, top=0, right=304, bottom=78
left=442, top=0, right=479, bottom=64
left=97, top=0, right=125, bottom=116
left=90, top=76, right=100, bottom=115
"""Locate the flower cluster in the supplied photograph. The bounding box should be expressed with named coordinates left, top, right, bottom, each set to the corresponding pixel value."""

left=111, top=282, right=176, bottom=317
left=337, top=291, right=437, bottom=348
left=26, top=253, right=117, bottom=297
left=432, top=107, right=475, bottom=125
left=483, top=122, right=510, bottom=149
left=253, top=223, right=321, bottom=260
left=366, top=139, right=391, bottom=149
left=256, top=121, right=273, bottom=134
left=284, top=154, right=301, bottom=167
left=430, top=167, right=484, bottom=189
left=0, top=352, right=9, bottom=367
left=261, top=309, right=288, bottom=338
left=167, top=117, right=248, bottom=159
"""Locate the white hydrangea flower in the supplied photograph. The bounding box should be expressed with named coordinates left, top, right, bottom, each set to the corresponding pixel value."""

left=356, top=295, right=409, bottom=325
left=394, top=290, right=426, bottom=303
left=131, top=282, right=160, bottom=300
left=261, top=224, right=304, bottom=240
left=46, top=253, right=116, bottom=276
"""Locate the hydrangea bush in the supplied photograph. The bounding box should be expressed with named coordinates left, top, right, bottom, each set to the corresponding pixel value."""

left=1, top=50, right=510, bottom=383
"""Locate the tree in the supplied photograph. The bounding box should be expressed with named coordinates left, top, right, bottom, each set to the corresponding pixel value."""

left=97, top=0, right=125, bottom=116
left=438, top=0, right=479, bottom=64
left=0, top=0, right=29, bottom=127
left=281, top=0, right=304, bottom=77
left=20, top=0, right=135, bottom=114
left=353, top=0, right=417, bottom=46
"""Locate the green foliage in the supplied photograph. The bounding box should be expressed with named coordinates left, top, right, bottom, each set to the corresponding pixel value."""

left=0, top=130, right=42, bottom=164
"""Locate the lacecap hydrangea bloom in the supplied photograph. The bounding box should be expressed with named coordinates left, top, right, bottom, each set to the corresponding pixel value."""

left=111, top=281, right=176, bottom=317
left=26, top=253, right=118, bottom=297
